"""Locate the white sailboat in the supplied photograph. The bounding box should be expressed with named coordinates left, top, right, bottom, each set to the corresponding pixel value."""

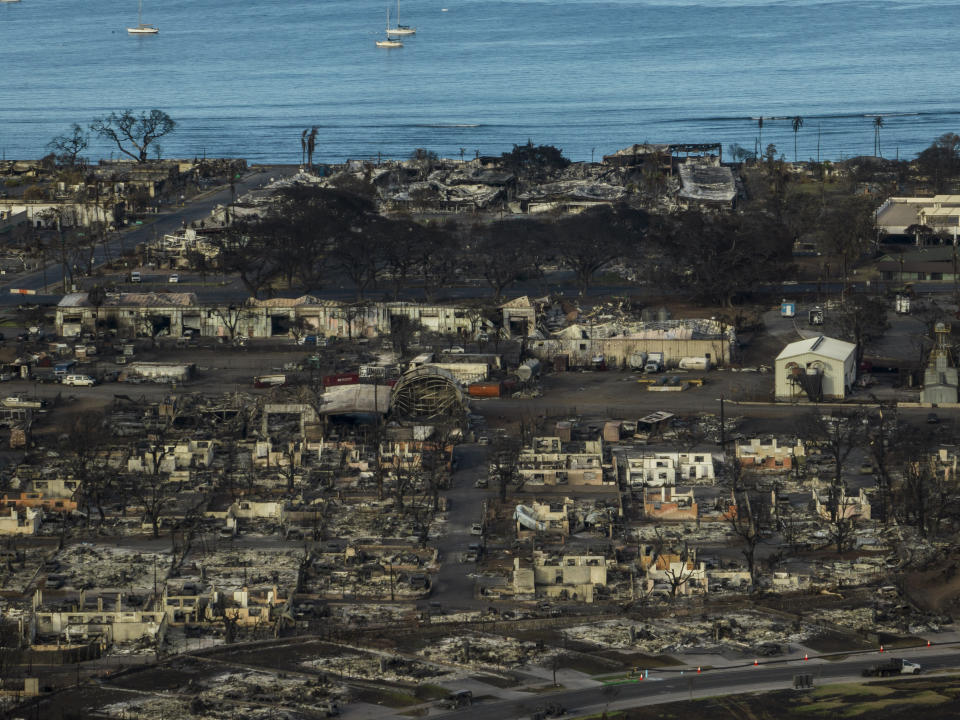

left=127, top=0, right=158, bottom=34
left=387, top=0, right=415, bottom=36
left=376, top=8, right=403, bottom=47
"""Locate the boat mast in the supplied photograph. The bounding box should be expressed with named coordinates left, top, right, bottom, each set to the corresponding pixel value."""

left=138, top=0, right=143, bottom=26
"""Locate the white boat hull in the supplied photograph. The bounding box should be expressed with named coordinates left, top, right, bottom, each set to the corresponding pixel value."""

left=127, top=25, right=158, bottom=34
left=376, top=39, right=403, bottom=47
left=387, top=26, right=415, bottom=35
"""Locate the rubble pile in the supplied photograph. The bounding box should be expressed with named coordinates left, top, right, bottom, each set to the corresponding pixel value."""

left=562, top=613, right=812, bottom=656
left=303, top=651, right=453, bottom=683
left=180, top=548, right=302, bottom=588
left=420, top=633, right=547, bottom=669
left=53, top=544, right=169, bottom=589
left=806, top=606, right=949, bottom=636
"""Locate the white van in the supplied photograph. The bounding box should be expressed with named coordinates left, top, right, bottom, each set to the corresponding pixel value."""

left=130, top=271, right=141, bottom=283
left=63, top=374, right=95, bottom=387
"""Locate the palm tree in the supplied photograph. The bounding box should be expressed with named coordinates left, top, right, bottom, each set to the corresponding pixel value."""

left=300, top=129, right=308, bottom=167
left=757, top=116, right=764, bottom=157
left=307, top=127, right=318, bottom=168
left=791, top=116, right=804, bottom=162
left=873, top=116, right=884, bottom=157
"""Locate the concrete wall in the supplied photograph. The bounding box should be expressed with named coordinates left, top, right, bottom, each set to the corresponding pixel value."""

left=527, top=336, right=732, bottom=368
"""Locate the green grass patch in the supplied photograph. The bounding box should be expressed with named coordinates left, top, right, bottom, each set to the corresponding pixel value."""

left=526, top=683, right=565, bottom=693
left=413, top=684, right=449, bottom=701
left=811, top=683, right=895, bottom=699
left=352, top=687, right=420, bottom=708
left=848, top=689, right=949, bottom=713
left=470, top=672, right=521, bottom=689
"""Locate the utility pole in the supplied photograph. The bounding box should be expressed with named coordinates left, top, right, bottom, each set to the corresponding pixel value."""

left=719, top=394, right=726, bottom=451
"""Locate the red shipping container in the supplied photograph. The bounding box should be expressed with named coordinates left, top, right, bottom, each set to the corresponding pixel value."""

left=323, top=372, right=360, bottom=387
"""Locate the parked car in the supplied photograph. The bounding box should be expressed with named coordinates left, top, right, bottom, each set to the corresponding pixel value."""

left=928, top=412, right=941, bottom=424
left=474, top=478, right=489, bottom=489
left=470, top=523, right=483, bottom=535
left=62, top=374, right=95, bottom=387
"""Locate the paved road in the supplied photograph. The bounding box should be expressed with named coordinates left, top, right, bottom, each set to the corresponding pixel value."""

left=2, top=165, right=297, bottom=296
left=426, top=444, right=491, bottom=612
left=429, top=647, right=960, bottom=719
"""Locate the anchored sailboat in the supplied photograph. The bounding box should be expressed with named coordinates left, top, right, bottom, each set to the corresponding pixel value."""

left=376, top=8, right=403, bottom=47
left=387, top=0, right=415, bottom=36
left=127, top=0, right=158, bottom=34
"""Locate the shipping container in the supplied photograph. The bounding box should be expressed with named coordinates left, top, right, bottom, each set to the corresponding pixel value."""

left=253, top=374, right=286, bottom=388
left=322, top=372, right=360, bottom=387
left=468, top=382, right=502, bottom=398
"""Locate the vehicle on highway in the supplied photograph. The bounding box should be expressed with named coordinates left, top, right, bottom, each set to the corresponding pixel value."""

left=470, top=523, right=483, bottom=535
left=168, top=273, right=180, bottom=283
left=862, top=658, right=921, bottom=676
left=478, top=435, right=490, bottom=445
left=130, top=271, right=141, bottom=283
left=62, top=374, right=96, bottom=387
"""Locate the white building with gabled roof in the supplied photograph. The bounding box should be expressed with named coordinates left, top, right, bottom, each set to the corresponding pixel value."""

left=775, top=335, right=856, bottom=402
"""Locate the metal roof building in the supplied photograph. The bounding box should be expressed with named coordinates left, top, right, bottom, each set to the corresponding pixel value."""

left=775, top=336, right=856, bottom=402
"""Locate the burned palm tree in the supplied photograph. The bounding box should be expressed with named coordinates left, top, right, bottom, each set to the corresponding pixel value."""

left=300, top=129, right=308, bottom=167
left=873, top=116, right=884, bottom=157
left=791, top=115, right=803, bottom=162
left=307, top=126, right=319, bottom=168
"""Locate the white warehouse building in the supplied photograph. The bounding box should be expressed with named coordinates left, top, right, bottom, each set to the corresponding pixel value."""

left=775, top=335, right=856, bottom=402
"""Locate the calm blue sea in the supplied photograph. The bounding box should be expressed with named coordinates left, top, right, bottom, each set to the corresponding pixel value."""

left=1, top=0, right=959, bottom=164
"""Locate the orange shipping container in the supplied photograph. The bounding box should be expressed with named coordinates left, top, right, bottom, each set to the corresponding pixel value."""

left=468, top=382, right=502, bottom=398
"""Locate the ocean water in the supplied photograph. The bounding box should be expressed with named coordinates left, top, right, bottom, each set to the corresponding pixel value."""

left=1, top=0, right=959, bottom=164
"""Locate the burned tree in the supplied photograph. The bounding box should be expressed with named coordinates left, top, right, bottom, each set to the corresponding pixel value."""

left=90, top=109, right=176, bottom=163
left=724, top=459, right=771, bottom=589
left=800, top=409, right=864, bottom=529
left=491, top=433, right=523, bottom=503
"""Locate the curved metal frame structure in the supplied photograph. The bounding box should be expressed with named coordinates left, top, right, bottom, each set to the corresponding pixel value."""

left=389, top=365, right=466, bottom=420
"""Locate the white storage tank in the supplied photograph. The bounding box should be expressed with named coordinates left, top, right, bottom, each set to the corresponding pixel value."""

left=628, top=351, right=648, bottom=370
left=517, top=358, right=541, bottom=382
left=678, top=357, right=712, bottom=371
